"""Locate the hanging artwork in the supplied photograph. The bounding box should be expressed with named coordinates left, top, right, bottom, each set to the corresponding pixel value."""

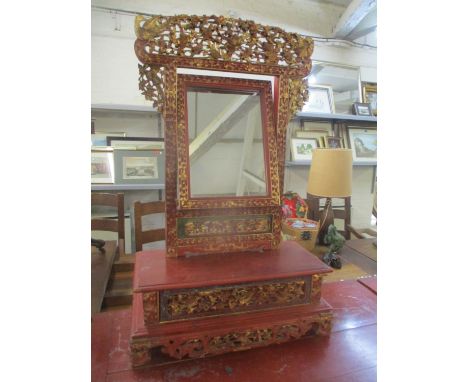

left=347, top=127, right=377, bottom=164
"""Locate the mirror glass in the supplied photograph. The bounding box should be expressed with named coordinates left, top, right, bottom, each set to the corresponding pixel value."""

left=307, top=61, right=361, bottom=114
left=187, top=87, right=267, bottom=198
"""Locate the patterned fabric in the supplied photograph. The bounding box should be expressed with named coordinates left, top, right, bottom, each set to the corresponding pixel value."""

left=281, top=192, right=308, bottom=219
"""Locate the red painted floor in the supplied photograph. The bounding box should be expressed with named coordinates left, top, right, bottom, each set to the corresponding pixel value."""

left=92, top=280, right=377, bottom=382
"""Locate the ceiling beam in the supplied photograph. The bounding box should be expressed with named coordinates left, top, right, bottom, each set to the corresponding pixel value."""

left=346, top=25, right=376, bottom=41
left=332, top=0, right=377, bottom=39
left=189, top=95, right=258, bottom=163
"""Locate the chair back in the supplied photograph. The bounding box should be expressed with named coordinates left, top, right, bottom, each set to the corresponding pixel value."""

left=91, top=192, right=125, bottom=257
left=134, top=200, right=166, bottom=252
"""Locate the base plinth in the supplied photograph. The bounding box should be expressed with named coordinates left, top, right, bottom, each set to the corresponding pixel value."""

left=129, top=241, right=333, bottom=367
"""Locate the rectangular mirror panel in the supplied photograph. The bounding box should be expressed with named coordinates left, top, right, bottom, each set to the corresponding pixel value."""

left=187, top=88, right=267, bottom=198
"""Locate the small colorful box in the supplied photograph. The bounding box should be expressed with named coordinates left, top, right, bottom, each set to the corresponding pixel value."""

left=282, top=218, right=320, bottom=251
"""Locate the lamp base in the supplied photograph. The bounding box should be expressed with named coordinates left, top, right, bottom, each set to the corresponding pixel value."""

left=318, top=198, right=334, bottom=245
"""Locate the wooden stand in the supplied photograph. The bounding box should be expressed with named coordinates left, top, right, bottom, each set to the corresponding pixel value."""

left=129, top=241, right=333, bottom=367
left=306, top=195, right=352, bottom=240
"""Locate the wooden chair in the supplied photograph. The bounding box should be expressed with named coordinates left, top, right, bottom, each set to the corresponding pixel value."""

left=134, top=200, right=166, bottom=252
left=347, top=182, right=377, bottom=240
left=91, top=192, right=125, bottom=259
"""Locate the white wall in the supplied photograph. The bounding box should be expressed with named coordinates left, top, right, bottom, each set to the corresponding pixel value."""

left=92, top=0, right=345, bottom=38
left=91, top=4, right=377, bottom=106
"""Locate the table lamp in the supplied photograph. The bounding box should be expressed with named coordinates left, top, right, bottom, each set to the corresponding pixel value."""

left=307, top=148, right=353, bottom=244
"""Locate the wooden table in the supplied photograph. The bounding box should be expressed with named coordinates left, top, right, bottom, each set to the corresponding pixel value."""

left=91, top=240, right=117, bottom=315
left=92, top=280, right=377, bottom=381
left=341, top=238, right=377, bottom=276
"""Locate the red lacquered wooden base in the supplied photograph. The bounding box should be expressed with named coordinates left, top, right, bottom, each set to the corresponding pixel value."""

left=129, top=241, right=334, bottom=367
left=130, top=293, right=333, bottom=366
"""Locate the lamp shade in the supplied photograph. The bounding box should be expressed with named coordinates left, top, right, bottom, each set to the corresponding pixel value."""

left=307, top=149, right=353, bottom=197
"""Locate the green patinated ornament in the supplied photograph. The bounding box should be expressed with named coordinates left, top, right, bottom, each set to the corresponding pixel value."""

left=322, top=225, right=345, bottom=269
left=323, top=224, right=345, bottom=254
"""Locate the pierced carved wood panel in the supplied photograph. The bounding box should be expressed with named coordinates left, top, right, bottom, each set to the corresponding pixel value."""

left=134, top=15, right=313, bottom=70
left=130, top=312, right=333, bottom=366
left=142, top=277, right=311, bottom=324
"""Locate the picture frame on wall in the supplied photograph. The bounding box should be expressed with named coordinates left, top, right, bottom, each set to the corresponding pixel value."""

left=302, top=85, right=335, bottom=114
left=107, top=136, right=165, bottom=150
left=326, top=136, right=343, bottom=148
left=362, top=82, right=377, bottom=116
left=352, top=102, right=372, bottom=116
left=296, top=120, right=333, bottom=149
left=338, top=125, right=349, bottom=148
left=91, top=148, right=114, bottom=184
left=113, top=149, right=165, bottom=185
left=347, top=127, right=377, bottom=164
left=91, top=132, right=126, bottom=147
left=290, top=138, right=319, bottom=162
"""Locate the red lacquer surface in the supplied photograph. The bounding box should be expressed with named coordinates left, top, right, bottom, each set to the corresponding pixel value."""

left=133, top=240, right=332, bottom=292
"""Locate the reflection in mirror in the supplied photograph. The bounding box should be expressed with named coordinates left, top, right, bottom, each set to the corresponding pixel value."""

left=187, top=87, right=267, bottom=198
left=307, top=61, right=361, bottom=114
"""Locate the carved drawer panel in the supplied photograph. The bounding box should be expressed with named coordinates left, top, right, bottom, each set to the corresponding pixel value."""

left=141, top=276, right=323, bottom=325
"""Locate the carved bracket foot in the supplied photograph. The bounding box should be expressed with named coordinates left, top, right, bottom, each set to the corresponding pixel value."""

left=130, top=311, right=333, bottom=367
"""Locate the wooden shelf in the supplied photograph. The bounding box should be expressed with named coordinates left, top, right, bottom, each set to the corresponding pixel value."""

left=285, top=161, right=376, bottom=167
left=91, top=104, right=158, bottom=113
left=296, top=112, right=377, bottom=122
left=91, top=184, right=165, bottom=191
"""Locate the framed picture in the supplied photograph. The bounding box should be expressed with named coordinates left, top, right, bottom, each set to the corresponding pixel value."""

left=302, top=85, right=335, bottom=114
left=362, top=82, right=377, bottom=116
left=113, top=149, right=165, bottom=185
left=91, top=132, right=126, bottom=147
left=338, top=125, right=349, bottom=148
left=347, top=127, right=377, bottom=164
left=296, top=120, right=333, bottom=150
left=290, top=138, right=319, bottom=162
left=326, top=136, right=343, bottom=149
left=91, top=148, right=114, bottom=184
left=107, top=136, right=164, bottom=150
left=353, top=102, right=372, bottom=116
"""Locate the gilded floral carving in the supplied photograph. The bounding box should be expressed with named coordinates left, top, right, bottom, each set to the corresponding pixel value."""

left=289, top=77, right=309, bottom=118
left=157, top=315, right=331, bottom=360
left=177, top=215, right=272, bottom=238
left=158, top=277, right=309, bottom=322
left=135, top=14, right=313, bottom=69
left=162, top=65, right=178, bottom=256
left=138, top=64, right=166, bottom=112
left=130, top=340, right=152, bottom=367
left=143, top=292, right=159, bottom=323
left=311, top=274, right=323, bottom=304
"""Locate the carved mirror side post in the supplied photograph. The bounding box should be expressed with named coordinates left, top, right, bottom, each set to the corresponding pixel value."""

left=134, top=14, right=313, bottom=257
